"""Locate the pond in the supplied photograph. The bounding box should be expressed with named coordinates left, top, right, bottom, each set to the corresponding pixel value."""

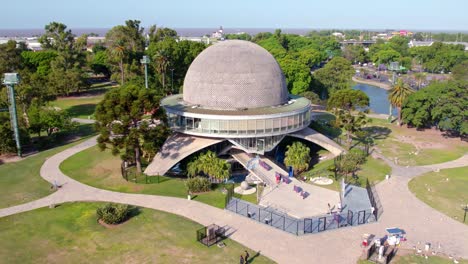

left=353, top=83, right=397, bottom=115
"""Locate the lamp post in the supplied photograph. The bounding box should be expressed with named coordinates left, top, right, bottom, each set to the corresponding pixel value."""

left=2, top=73, right=21, bottom=157
left=388, top=61, right=399, bottom=123
left=462, top=204, right=468, bottom=223
left=140, top=55, right=150, bottom=89
left=170, top=68, right=174, bottom=94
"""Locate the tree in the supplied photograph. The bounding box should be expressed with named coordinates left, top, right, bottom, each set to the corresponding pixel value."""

left=327, top=89, right=369, bottom=111
left=148, top=26, right=178, bottom=43
left=0, top=113, right=16, bottom=154
left=0, top=40, right=24, bottom=75
left=452, top=60, right=468, bottom=81
left=39, top=22, right=89, bottom=95
left=95, top=82, right=168, bottom=173
left=388, top=79, right=414, bottom=126
left=299, top=91, right=322, bottom=105
left=343, top=44, right=367, bottom=63
left=28, top=104, right=74, bottom=137
left=313, top=57, right=355, bottom=98
left=278, top=55, right=312, bottom=94
left=284, top=141, right=311, bottom=175
left=402, top=80, right=468, bottom=136
left=413, top=72, right=426, bottom=90
left=147, top=37, right=206, bottom=93
left=372, top=48, right=401, bottom=65
left=187, top=150, right=231, bottom=182
left=105, top=20, right=145, bottom=85
left=327, top=89, right=370, bottom=148
left=336, top=149, right=367, bottom=179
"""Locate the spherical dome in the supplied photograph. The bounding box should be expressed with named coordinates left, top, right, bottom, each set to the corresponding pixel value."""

left=183, top=40, right=289, bottom=109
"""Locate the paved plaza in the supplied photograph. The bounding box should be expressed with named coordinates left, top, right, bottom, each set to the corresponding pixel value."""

left=0, top=136, right=467, bottom=263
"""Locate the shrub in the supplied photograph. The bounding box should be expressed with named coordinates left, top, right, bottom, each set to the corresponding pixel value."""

left=185, top=176, right=212, bottom=193
left=96, top=203, right=130, bottom=224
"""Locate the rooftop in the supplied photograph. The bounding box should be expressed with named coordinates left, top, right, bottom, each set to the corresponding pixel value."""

left=162, top=94, right=310, bottom=118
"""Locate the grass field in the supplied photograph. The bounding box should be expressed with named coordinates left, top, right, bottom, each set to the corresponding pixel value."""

left=60, top=146, right=256, bottom=208
left=50, top=84, right=111, bottom=119
left=51, top=95, right=104, bottom=119
left=0, top=202, right=273, bottom=264
left=304, top=156, right=390, bottom=191
left=408, top=166, right=468, bottom=225
left=0, top=138, right=91, bottom=208
left=365, top=118, right=468, bottom=166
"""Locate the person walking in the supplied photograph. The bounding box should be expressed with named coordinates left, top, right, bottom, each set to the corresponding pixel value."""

left=240, top=254, right=245, bottom=264
left=244, top=250, right=250, bottom=263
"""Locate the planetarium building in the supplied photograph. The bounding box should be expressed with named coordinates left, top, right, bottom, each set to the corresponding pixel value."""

left=145, top=40, right=343, bottom=176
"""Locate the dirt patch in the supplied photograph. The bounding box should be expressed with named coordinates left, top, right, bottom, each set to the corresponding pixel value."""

left=395, top=135, right=446, bottom=150
left=97, top=219, right=128, bottom=229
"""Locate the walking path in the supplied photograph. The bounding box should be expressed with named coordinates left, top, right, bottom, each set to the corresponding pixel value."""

left=1, top=137, right=467, bottom=263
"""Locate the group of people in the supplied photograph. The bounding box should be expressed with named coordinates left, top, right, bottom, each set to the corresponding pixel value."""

left=239, top=250, right=250, bottom=264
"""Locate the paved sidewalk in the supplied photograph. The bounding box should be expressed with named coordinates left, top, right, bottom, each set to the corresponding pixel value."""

left=0, top=137, right=467, bottom=263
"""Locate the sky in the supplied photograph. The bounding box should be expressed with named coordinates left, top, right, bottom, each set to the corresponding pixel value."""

left=1, top=0, right=467, bottom=31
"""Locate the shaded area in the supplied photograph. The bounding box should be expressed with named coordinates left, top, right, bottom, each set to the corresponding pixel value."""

left=145, top=133, right=224, bottom=176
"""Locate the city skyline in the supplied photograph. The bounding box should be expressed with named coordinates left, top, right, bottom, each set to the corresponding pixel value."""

left=1, top=0, right=467, bottom=31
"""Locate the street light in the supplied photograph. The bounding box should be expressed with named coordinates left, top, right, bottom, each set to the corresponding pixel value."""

left=2, top=73, right=22, bottom=157
left=462, top=204, right=468, bottom=223
left=170, top=68, right=174, bottom=94
left=388, top=61, right=400, bottom=123
left=140, top=55, right=150, bottom=89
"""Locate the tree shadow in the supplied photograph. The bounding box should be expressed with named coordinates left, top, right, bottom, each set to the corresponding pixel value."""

left=127, top=206, right=141, bottom=219
left=67, top=104, right=97, bottom=118
left=246, top=251, right=263, bottom=263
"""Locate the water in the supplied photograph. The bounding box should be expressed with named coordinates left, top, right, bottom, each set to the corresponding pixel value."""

left=353, top=83, right=397, bottom=115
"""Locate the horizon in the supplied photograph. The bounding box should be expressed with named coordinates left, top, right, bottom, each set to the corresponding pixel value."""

left=1, top=27, right=467, bottom=38
left=1, top=0, right=467, bottom=31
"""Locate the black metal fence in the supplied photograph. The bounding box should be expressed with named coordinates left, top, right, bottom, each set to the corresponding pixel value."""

left=226, top=198, right=375, bottom=236
left=196, top=224, right=226, bottom=247
left=366, top=179, right=382, bottom=220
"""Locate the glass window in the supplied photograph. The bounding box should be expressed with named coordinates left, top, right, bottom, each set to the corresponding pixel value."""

left=186, top=117, right=193, bottom=130
left=219, top=120, right=228, bottom=134
left=294, top=114, right=299, bottom=128
left=287, top=116, right=294, bottom=129
left=256, top=120, right=265, bottom=134
left=273, top=118, right=281, bottom=132
left=201, top=119, right=210, bottom=133
left=228, top=120, right=238, bottom=135
left=247, top=120, right=256, bottom=134
left=281, top=117, right=288, bottom=131
left=239, top=120, right=247, bottom=134
left=194, top=118, right=201, bottom=131
left=210, top=119, right=219, bottom=134
left=265, top=118, right=273, bottom=133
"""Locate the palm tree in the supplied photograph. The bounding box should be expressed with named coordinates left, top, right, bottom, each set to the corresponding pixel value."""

left=388, top=79, right=414, bottom=126
left=413, top=72, right=426, bottom=90
left=153, top=50, right=170, bottom=93
left=284, top=142, right=311, bottom=175
left=187, top=151, right=231, bottom=182
left=111, top=45, right=125, bottom=85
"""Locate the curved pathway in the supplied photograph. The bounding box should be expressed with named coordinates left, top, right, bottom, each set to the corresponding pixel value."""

left=1, top=137, right=467, bottom=263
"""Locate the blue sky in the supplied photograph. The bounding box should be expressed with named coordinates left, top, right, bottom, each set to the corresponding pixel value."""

left=1, top=0, right=467, bottom=30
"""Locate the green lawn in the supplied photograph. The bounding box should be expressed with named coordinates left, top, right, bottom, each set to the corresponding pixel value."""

left=0, top=137, right=91, bottom=208
left=304, top=156, right=391, bottom=191
left=51, top=95, right=104, bottom=119
left=365, top=118, right=468, bottom=166
left=409, top=166, right=468, bottom=225
left=60, top=146, right=255, bottom=208
left=50, top=84, right=112, bottom=119
left=0, top=202, right=273, bottom=264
